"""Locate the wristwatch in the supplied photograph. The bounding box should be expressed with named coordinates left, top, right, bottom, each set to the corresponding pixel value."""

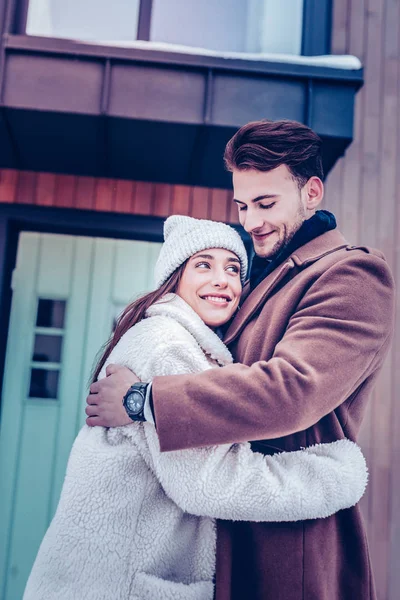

left=122, top=382, right=148, bottom=422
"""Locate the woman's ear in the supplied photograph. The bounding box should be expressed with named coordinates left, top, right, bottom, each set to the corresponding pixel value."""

left=304, top=177, right=324, bottom=212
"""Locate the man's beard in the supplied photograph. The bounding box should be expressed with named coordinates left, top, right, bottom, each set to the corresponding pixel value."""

left=263, top=203, right=306, bottom=260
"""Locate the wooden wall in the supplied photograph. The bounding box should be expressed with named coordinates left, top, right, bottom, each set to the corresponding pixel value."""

left=326, top=1, right=399, bottom=598
left=0, top=169, right=239, bottom=225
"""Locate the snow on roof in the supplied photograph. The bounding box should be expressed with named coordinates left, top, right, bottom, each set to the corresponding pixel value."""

left=88, top=39, right=362, bottom=71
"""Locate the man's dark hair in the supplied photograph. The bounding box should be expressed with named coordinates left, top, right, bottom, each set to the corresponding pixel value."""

left=224, top=119, right=324, bottom=189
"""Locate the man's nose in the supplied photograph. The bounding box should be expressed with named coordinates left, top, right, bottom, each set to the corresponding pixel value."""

left=243, top=210, right=264, bottom=233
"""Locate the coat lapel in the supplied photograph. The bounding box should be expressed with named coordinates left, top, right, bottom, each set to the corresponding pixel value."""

left=224, top=229, right=349, bottom=347
left=224, top=259, right=296, bottom=346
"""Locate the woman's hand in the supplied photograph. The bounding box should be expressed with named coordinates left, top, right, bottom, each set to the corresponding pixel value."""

left=85, top=364, right=140, bottom=427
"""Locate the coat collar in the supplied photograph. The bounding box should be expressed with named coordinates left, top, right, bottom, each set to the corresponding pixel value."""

left=146, top=293, right=233, bottom=366
left=224, top=229, right=349, bottom=346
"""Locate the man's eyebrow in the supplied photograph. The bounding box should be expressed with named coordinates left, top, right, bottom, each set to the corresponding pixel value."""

left=233, top=194, right=278, bottom=204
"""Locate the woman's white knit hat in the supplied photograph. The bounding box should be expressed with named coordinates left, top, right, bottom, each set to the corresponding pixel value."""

left=154, top=215, right=248, bottom=288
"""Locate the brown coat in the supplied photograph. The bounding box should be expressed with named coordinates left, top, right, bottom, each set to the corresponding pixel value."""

left=152, top=229, right=395, bottom=600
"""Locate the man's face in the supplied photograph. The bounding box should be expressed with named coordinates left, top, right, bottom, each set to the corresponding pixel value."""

left=233, top=165, right=315, bottom=259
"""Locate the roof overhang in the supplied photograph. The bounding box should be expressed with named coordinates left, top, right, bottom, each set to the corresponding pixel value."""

left=0, top=35, right=363, bottom=188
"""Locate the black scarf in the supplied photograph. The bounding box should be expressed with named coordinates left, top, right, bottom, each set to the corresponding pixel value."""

left=249, top=210, right=337, bottom=291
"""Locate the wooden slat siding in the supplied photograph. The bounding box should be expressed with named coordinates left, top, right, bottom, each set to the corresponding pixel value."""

left=380, top=2, right=400, bottom=599
left=94, top=177, right=116, bottom=212
left=0, top=169, right=17, bottom=203
left=328, top=1, right=400, bottom=598
left=359, top=2, right=387, bottom=596
left=15, top=171, right=38, bottom=205
left=171, top=184, right=192, bottom=216
left=210, top=188, right=230, bottom=222
left=336, top=0, right=366, bottom=244
left=153, top=183, right=172, bottom=217
left=371, top=1, right=399, bottom=595
left=191, top=186, right=211, bottom=220
left=133, top=180, right=154, bottom=215
left=74, top=175, right=95, bottom=210
left=338, top=0, right=368, bottom=522
left=114, top=179, right=135, bottom=214
left=54, top=174, right=76, bottom=208
left=324, top=160, right=344, bottom=225
left=331, top=0, right=350, bottom=54
left=228, top=191, right=240, bottom=225
left=5, top=166, right=237, bottom=224
left=326, top=0, right=350, bottom=226
left=35, top=172, right=57, bottom=207
left=389, top=110, right=400, bottom=600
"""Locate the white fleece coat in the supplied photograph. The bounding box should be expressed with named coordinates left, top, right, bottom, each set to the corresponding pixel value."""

left=24, top=294, right=368, bottom=600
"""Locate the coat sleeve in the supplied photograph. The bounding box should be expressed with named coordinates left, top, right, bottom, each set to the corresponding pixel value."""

left=138, top=342, right=368, bottom=522
left=151, top=254, right=395, bottom=450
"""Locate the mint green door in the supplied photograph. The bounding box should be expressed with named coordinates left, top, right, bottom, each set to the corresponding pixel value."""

left=0, top=232, right=161, bottom=600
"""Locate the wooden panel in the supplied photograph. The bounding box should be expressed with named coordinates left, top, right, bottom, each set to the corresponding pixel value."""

left=94, top=177, right=116, bottom=212
left=35, top=173, right=56, bottom=207
left=114, top=179, right=135, bottom=213
left=50, top=236, right=95, bottom=511
left=389, top=156, right=400, bottom=599
left=133, top=180, right=154, bottom=215
left=54, top=174, right=76, bottom=208
left=75, top=175, right=95, bottom=210
left=227, top=191, right=239, bottom=224
left=37, top=234, right=74, bottom=298
left=112, top=239, right=162, bottom=305
left=4, top=168, right=237, bottom=225
left=6, top=404, right=59, bottom=600
left=191, top=186, right=211, bottom=220
left=328, top=1, right=400, bottom=599
left=209, top=188, right=229, bottom=222
left=16, top=171, right=38, bottom=205
left=171, top=184, right=191, bottom=215
left=0, top=169, right=17, bottom=203
left=79, top=238, right=116, bottom=392
left=153, top=183, right=172, bottom=217
left=331, top=0, right=350, bottom=54
left=0, top=234, right=40, bottom=595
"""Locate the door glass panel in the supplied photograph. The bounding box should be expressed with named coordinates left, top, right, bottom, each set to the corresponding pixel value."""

left=29, top=369, right=60, bottom=399
left=32, top=334, right=63, bottom=363
left=29, top=298, right=66, bottom=400
left=36, top=299, right=66, bottom=328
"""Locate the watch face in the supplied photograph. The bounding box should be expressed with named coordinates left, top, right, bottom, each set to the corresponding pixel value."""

left=126, top=392, right=144, bottom=415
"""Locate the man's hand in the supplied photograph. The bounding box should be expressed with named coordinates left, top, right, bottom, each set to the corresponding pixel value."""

left=86, top=364, right=140, bottom=427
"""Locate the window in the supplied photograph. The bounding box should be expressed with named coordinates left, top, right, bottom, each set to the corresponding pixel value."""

left=25, top=0, right=307, bottom=56
left=151, top=0, right=304, bottom=55
left=28, top=298, right=67, bottom=400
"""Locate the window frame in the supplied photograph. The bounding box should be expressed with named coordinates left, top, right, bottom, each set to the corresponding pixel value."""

left=9, top=0, right=332, bottom=56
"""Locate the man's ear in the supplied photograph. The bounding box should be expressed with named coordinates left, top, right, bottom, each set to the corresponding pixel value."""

left=304, top=176, right=324, bottom=212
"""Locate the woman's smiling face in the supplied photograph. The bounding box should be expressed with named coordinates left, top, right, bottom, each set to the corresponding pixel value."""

left=176, top=248, right=242, bottom=329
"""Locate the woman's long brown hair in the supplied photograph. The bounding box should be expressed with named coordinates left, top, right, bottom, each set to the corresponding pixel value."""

left=91, top=261, right=187, bottom=383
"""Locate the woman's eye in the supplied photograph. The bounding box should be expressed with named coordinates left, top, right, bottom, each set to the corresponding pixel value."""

left=226, top=266, right=239, bottom=274
left=196, top=262, right=210, bottom=269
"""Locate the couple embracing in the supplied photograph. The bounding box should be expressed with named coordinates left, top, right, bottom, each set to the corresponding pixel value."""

left=25, top=120, right=394, bottom=600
